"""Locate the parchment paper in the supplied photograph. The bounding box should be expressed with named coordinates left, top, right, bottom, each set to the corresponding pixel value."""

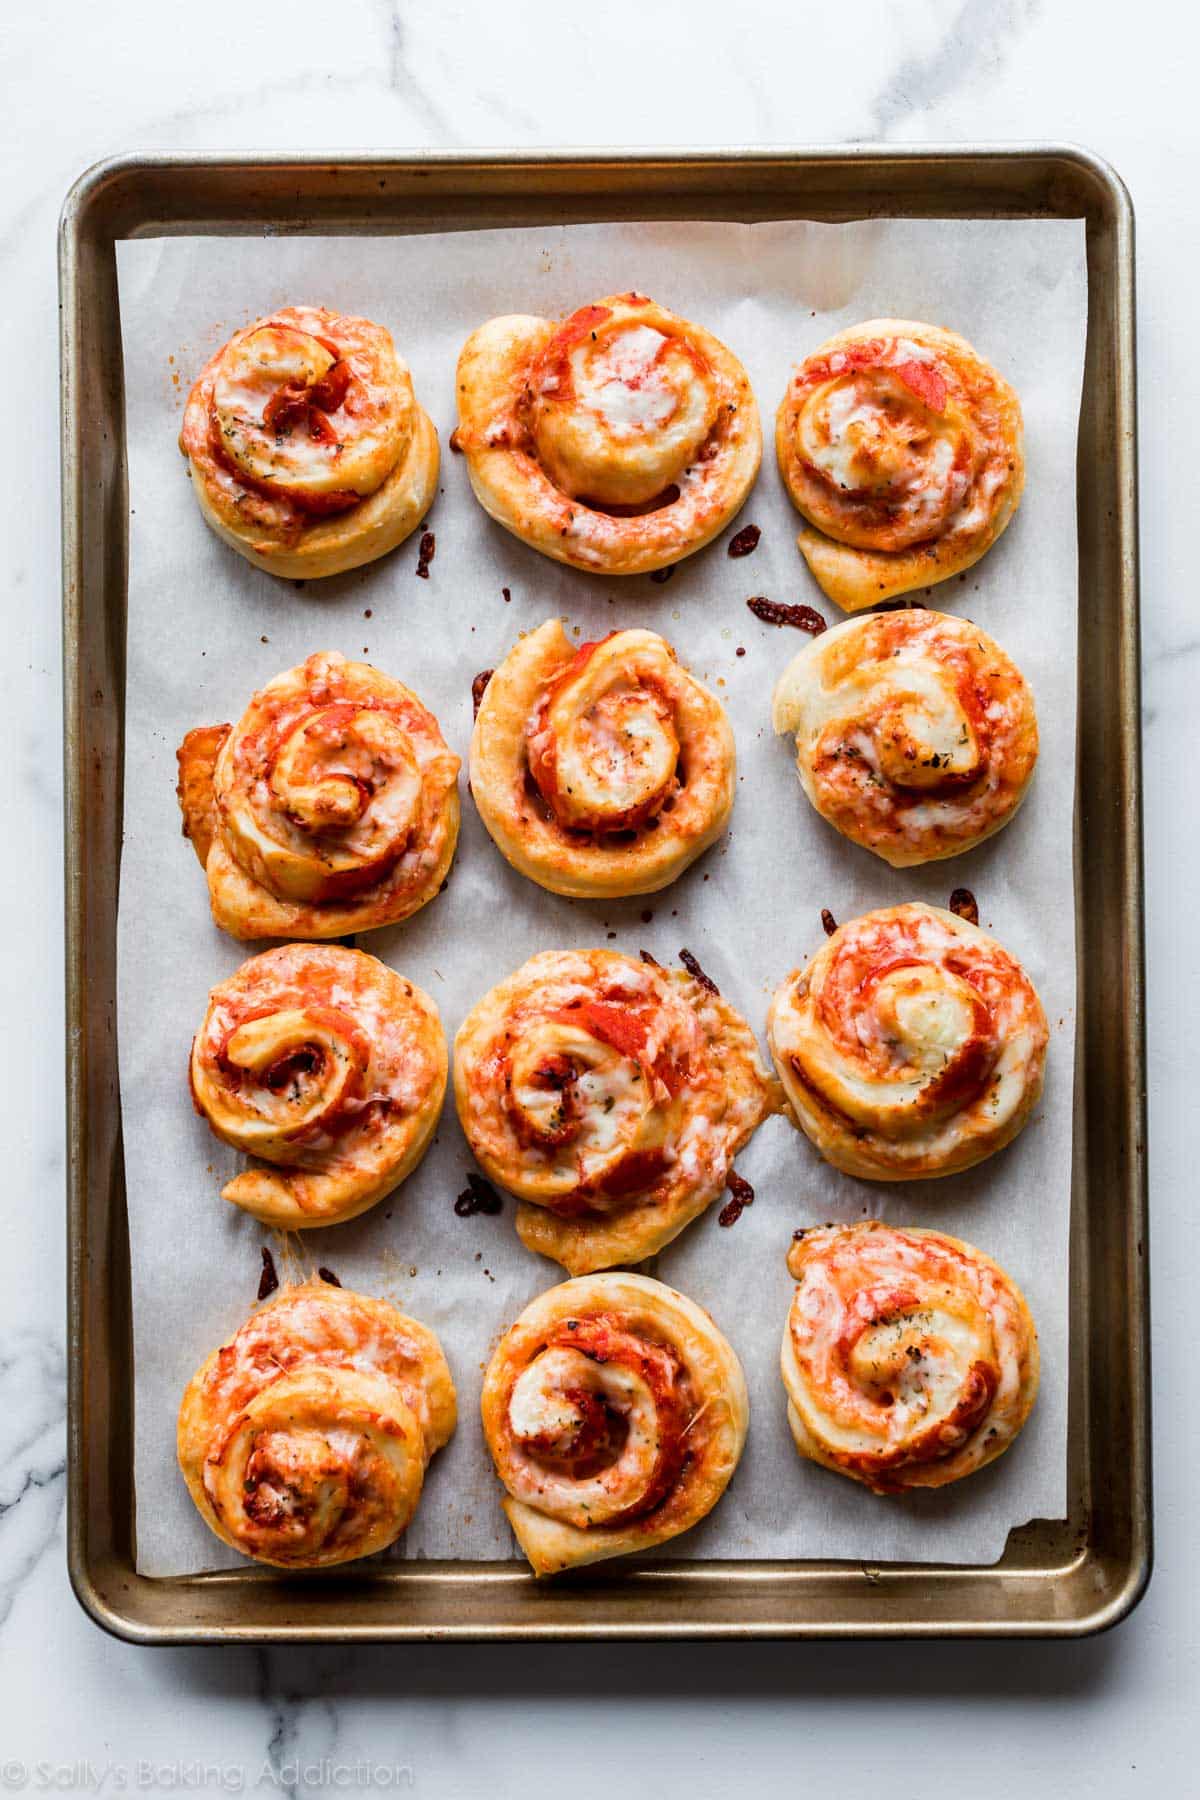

left=116, top=216, right=1085, bottom=1577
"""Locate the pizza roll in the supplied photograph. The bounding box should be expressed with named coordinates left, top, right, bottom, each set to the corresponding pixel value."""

left=470, top=619, right=736, bottom=897
left=454, top=292, right=760, bottom=574
left=781, top=1223, right=1039, bottom=1492
left=776, top=320, right=1024, bottom=610
left=178, top=1278, right=456, bottom=1568
left=189, top=943, right=447, bottom=1228
left=481, top=1271, right=748, bottom=1574
left=177, top=652, right=460, bottom=941
left=179, top=305, right=438, bottom=578
left=768, top=903, right=1046, bottom=1180
left=771, top=608, right=1038, bottom=865
left=454, top=949, right=780, bottom=1274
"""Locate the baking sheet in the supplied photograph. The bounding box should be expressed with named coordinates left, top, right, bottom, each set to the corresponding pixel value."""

left=115, top=216, right=1085, bottom=1577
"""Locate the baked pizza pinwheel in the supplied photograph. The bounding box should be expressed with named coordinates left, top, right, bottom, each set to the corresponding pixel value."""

left=180, top=305, right=438, bottom=578
left=481, top=1271, right=748, bottom=1574
left=768, top=904, right=1047, bottom=1180
left=454, top=292, right=761, bottom=574
left=771, top=608, right=1038, bottom=865
left=781, top=1223, right=1039, bottom=1493
left=470, top=620, right=736, bottom=897
left=454, top=949, right=779, bottom=1273
left=776, top=320, right=1024, bottom=610
left=178, top=1278, right=456, bottom=1569
left=177, top=652, right=460, bottom=941
left=189, top=944, right=447, bottom=1228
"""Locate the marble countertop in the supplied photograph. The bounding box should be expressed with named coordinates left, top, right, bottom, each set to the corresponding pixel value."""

left=3, top=0, right=1191, bottom=1792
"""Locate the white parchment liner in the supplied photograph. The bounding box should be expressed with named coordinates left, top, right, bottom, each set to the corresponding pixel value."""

left=116, top=217, right=1085, bottom=1576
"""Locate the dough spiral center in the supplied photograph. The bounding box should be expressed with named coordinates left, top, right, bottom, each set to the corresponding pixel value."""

left=203, top=1368, right=421, bottom=1565
left=208, top=1002, right=370, bottom=1159
left=807, top=938, right=998, bottom=1133
left=500, top=1318, right=686, bottom=1528
left=211, top=322, right=406, bottom=506
left=529, top=307, right=717, bottom=507
left=527, top=634, right=681, bottom=832
left=786, top=336, right=987, bottom=553
left=229, top=699, right=425, bottom=903
left=501, top=1004, right=673, bottom=1206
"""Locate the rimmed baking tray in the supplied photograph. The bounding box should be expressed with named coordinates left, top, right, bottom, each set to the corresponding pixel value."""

left=60, top=145, right=1147, bottom=1642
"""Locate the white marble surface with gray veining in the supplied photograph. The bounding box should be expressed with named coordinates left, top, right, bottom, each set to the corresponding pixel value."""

left=1, top=1, right=1193, bottom=1793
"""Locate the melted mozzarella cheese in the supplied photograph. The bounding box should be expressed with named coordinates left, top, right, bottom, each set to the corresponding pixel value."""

left=574, top=327, right=681, bottom=434
left=509, top=1363, right=583, bottom=1441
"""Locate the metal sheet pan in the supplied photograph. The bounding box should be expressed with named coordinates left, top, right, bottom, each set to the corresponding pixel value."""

left=60, top=146, right=1148, bottom=1642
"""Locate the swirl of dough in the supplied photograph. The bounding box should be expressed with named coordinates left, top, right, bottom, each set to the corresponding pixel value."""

left=190, top=944, right=447, bottom=1227
left=470, top=619, right=736, bottom=897
left=768, top=904, right=1046, bottom=1180
left=781, top=1223, right=1039, bottom=1492
left=776, top=320, right=1024, bottom=610
left=179, top=305, right=439, bottom=578
left=481, top=1271, right=747, bottom=1573
left=176, top=652, right=460, bottom=940
left=771, top=609, right=1038, bottom=865
left=454, top=293, right=761, bottom=574
left=454, top=949, right=779, bottom=1273
left=177, top=1278, right=456, bottom=1568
